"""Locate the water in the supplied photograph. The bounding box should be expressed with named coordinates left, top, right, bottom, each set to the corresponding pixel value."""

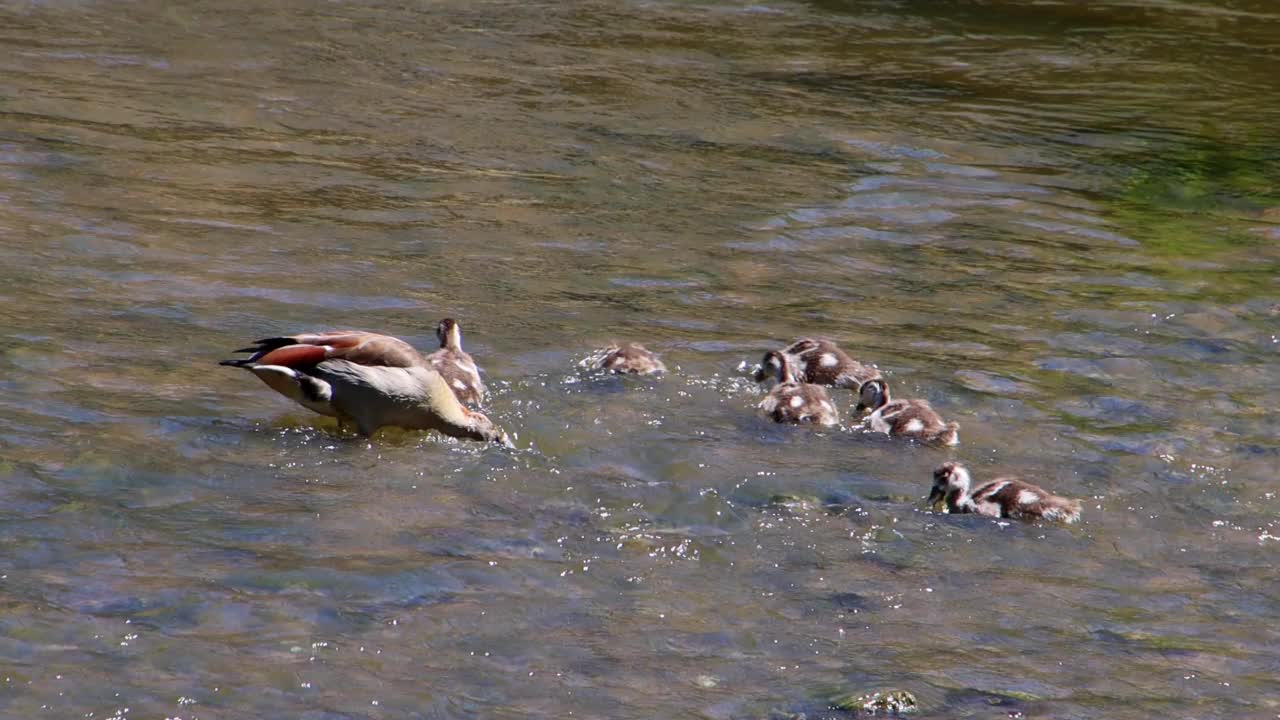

left=2, top=0, right=1279, bottom=717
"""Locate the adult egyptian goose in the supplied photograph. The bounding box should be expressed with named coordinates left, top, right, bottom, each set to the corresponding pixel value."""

left=221, top=330, right=509, bottom=444
left=753, top=338, right=880, bottom=389
left=928, top=462, right=1082, bottom=523
left=855, top=378, right=958, bottom=445
left=757, top=350, right=839, bottom=425
left=584, top=342, right=667, bottom=375
left=426, top=318, right=487, bottom=405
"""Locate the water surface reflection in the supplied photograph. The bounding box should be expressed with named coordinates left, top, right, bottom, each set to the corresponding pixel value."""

left=2, top=0, right=1278, bottom=717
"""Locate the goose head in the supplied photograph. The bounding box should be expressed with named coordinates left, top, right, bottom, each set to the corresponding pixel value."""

left=466, top=408, right=513, bottom=447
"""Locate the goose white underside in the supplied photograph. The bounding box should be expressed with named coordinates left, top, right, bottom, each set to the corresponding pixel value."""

left=246, top=361, right=477, bottom=437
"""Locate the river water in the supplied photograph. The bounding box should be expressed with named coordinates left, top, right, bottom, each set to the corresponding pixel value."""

left=2, top=0, right=1278, bottom=718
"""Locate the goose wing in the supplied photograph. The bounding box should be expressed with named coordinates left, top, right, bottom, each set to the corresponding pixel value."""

left=223, top=330, right=424, bottom=369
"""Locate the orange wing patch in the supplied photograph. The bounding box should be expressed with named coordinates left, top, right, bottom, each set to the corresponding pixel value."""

left=291, top=331, right=370, bottom=349
left=241, top=331, right=424, bottom=369
left=255, top=344, right=330, bottom=368
left=334, top=335, right=423, bottom=368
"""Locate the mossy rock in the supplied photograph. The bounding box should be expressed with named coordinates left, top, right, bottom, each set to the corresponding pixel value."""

left=859, top=492, right=919, bottom=504
left=768, top=493, right=823, bottom=512
left=985, top=689, right=1041, bottom=703
left=820, top=490, right=866, bottom=515
left=830, top=689, right=918, bottom=715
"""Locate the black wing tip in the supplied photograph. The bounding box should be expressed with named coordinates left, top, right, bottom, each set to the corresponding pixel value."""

left=219, top=358, right=254, bottom=368
left=227, top=336, right=297, bottom=356
left=242, top=336, right=296, bottom=349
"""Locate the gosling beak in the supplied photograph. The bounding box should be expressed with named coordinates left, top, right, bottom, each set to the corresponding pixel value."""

left=926, top=487, right=944, bottom=510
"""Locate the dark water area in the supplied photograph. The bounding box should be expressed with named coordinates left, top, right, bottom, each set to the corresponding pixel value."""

left=1, top=0, right=1278, bottom=718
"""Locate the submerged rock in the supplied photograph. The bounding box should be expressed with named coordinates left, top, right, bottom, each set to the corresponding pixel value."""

left=767, top=492, right=823, bottom=512
left=765, top=687, right=918, bottom=720
left=827, top=591, right=873, bottom=612
left=759, top=491, right=863, bottom=516
left=830, top=689, right=918, bottom=716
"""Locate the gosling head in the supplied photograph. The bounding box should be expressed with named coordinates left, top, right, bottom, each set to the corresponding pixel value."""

left=928, top=462, right=971, bottom=509
left=752, top=350, right=786, bottom=383
left=436, top=318, right=462, bottom=351
left=855, top=378, right=890, bottom=414
left=758, top=350, right=797, bottom=384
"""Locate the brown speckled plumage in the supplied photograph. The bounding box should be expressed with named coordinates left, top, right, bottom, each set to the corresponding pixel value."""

left=856, top=379, right=958, bottom=445
left=426, top=318, right=488, bottom=407
left=757, top=351, right=839, bottom=425
left=588, top=342, right=667, bottom=376
left=753, top=338, right=880, bottom=389
left=929, top=462, right=1081, bottom=523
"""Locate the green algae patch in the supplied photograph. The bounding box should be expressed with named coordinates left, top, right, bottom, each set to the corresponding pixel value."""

left=1108, top=134, right=1280, bottom=260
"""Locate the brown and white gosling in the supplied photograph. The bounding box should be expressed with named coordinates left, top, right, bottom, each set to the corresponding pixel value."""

left=928, top=462, right=1082, bottom=523
left=584, top=342, right=667, bottom=375
left=757, top=350, right=839, bottom=426
left=855, top=378, right=958, bottom=445
left=426, top=318, right=487, bottom=406
left=753, top=337, right=881, bottom=389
